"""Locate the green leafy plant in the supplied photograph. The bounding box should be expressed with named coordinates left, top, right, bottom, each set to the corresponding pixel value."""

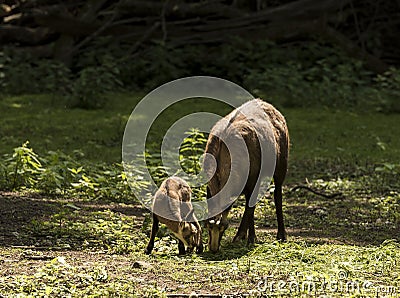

left=0, top=48, right=72, bottom=95
left=179, top=128, right=208, bottom=176
left=0, top=142, right=148, bottom=201
left=373, top=67, right=400, bottom=113
left=118, top=44, right=188, bottom=90
left=375, top=162, right=399, bottom=175
left=37, top=151, right=81, bottom=194
left=2, top=41, right=400, bottom=112
left=3, top=141, right=43, bottom=189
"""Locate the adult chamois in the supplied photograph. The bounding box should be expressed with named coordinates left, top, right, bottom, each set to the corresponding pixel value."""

left=203, top=98, right=289, bottom=252
left=145, top=177, right=203, bottom=255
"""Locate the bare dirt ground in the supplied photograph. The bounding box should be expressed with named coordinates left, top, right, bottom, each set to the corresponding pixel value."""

left=1, top=191, right=399, bottom=297
left=0, top=192, right=146, bottom=276
left=0, top=192, right=60, bottom=247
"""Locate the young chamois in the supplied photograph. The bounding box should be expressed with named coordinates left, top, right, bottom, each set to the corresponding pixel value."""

left=145, top=177, right=203, bottom=255
left=204, top=98, right=289, bottom=252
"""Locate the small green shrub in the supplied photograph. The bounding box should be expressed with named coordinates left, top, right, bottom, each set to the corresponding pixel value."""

left=0, top=129, right=208, bottom=200
left=1, top=141, right=44, bottom=190
left=118, top=44, right=188, bottom=90
left=0, top=142, right=145, bottom=200
left=178, top=129, right=208, bottom=201
left=373, top=67, right=400, bottom=113
left=69, top=54, right=123, bottom=109
left=36, top=151, right=80, bottom=194
left=2, top=40, right=400, bottom=111
left=0, top=49, right=72, bottom=95
left=179, top=128, right=208, bottom=176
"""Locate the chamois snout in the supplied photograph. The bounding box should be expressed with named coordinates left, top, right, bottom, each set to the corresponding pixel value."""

left=206, top=217, right=228, bottom=252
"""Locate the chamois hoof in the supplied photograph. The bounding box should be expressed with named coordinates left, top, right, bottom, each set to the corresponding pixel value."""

left=144, top=247, right=152, bottom=255
left=196, top=243, right=204, bottom=254
left=233, top=233, right=247, bottom=243
left=247, top=236, right=256, bottom=245
left=276, top=232, right=287, bottom=242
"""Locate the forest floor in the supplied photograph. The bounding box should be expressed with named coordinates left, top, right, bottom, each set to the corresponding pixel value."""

left=0, top=94, right=399, bottom=297
left=0, top=185, right=399, bottom=297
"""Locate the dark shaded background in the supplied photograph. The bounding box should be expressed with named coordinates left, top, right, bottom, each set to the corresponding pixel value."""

left=1, top=0, right=400, bottom=113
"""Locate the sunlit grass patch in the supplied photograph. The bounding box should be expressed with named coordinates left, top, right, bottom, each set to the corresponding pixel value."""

left=28, top=206, right=147, bottom=254
left=1, top=239, right=399, bottom=297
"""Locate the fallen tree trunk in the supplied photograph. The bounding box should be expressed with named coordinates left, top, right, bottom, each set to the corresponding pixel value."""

left=192, top=0, right=352, bottom=31
left=170, top=18, right=389, bottom=73
left=0, top=0, right=394, bottom=73
left=322, top=25, right=389, bottom=74
left=116, top=0, right=244, bottom=19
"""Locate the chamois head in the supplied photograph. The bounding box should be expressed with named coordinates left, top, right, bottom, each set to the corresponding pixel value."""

left=177, top=221, right=201, bottom=252
left=205, top=213, right=229, bottom=252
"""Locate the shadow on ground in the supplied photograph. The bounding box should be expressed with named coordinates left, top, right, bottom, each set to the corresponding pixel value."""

left=0, top=192, right=147, bottom=248
left=0, top=190, right=398, bottom=251
left=0, top=192, right=61, bottom=247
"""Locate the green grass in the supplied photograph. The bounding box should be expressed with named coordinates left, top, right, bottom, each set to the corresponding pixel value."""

left=1, top=198, right=398, bottom=296
left=0, top=93, right=399, bottom=297
left=1, top=94, right=400, bottom=167
left=0, top=94, right=137, bottom=163
left=0, top=94, right=232, bottom=163
left=285, top=107, right=400, bottom=162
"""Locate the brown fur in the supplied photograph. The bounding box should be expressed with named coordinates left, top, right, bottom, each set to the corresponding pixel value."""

left=145, top=177, right=203, bottom=255
left=204, top=98, right=289, bottom=252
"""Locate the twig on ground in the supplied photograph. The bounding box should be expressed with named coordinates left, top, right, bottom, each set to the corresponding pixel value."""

left=290, top=185, right=342, bottom=198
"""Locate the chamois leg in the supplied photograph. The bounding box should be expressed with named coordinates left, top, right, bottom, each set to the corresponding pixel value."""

left=274, top=133, right=288, bottom=241
left=274, top=184, right=286, bottom=241
left=178, top=240, right=186, bottom=255
left=233, top=204, right=252, bottom=242
left=145, top=214, right=159, bottom=254
left=244, top=182, right=260, bottom=244
left=274, top=172, right=286, bottom=241
left=196, top=241, right=204, bottom=254
left=247, top=206, right=256, bottom=245
left=233, top=181, right=260, bottom=243
left=194, top=220, right=204, bottom=254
